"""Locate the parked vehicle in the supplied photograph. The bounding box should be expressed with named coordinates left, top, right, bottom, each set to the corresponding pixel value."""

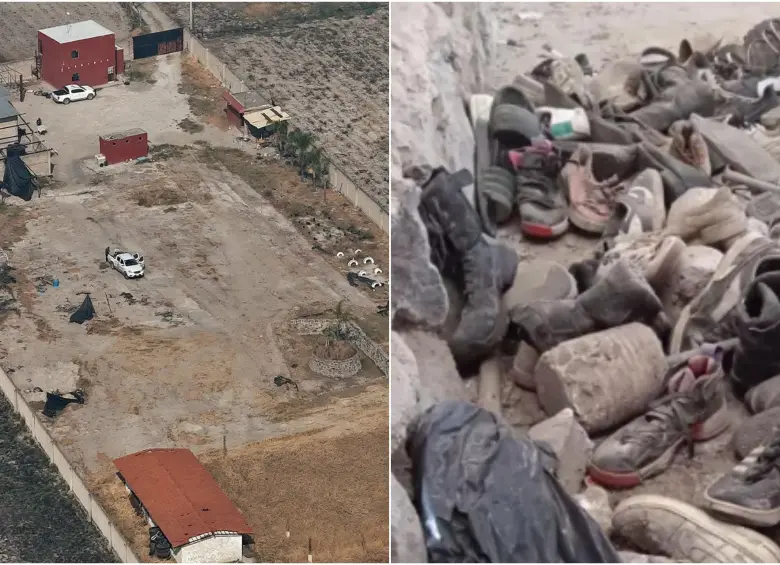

left=51, top=85, right=95, bottom=104
left=105, top=247, right=145, bottom=279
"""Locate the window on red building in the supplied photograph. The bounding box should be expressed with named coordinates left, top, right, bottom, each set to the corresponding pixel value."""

left=71, top=50, right=79, bottom=59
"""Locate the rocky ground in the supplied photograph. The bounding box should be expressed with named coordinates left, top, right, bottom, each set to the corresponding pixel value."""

left=391, top=2, right=780, bottom=562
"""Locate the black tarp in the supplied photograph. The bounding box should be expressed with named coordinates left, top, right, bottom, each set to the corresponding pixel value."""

left=43, top=389, right=85, bottom=418
left=409, top=402, right=620, bottom=563
left=69, top=295, right=95, bottom=324
left=1, top=143, right=38, bottom=201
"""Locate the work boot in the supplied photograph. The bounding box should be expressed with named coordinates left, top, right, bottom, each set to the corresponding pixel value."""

left=589, top=346, right=729, bottom=488
left=668, top=120, right=711, bottom=175
left=511, top=259, right=666, bottom=353
left=630, top=80, right=722, bottom=133
left=419, top=168, right=518, bottom=356
left=731, top=271, right=780, bottom=395
left=664, top=187, right=748, bottom=250
left=669, top=232, right=780, bottom=354
left=614, top=494, right=780, bottom=562
left=705, top=426, right=780, bottom=527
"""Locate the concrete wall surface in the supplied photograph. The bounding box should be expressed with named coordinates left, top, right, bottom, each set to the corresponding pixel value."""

left=0, top=367, right=141, bottom=563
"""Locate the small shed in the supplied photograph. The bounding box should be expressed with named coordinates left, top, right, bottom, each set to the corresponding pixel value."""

left=99, top=128, right=148, bottom=165
left=222, top=89, right=291, bottom=137
left=114, top=448, right=253, bottom=563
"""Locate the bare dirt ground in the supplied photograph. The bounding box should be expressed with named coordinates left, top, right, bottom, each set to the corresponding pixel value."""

left=159, top=2, right=389, bottom=207
left=487, top=0, right=780, bottom=537
left=0, top=2, right=135, bottom=63
left=0, top=47, right=388, bottom=562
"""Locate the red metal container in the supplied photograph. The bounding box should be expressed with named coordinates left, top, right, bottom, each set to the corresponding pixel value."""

left=38, top=20, right=123, bottom=87
left=99, top=128, right=148, bottom=165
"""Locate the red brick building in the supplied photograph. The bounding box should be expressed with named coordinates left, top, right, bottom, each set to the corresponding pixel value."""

left=99, top=128, right=148, bottom=165
left=38, top=20, right=125, bottom=88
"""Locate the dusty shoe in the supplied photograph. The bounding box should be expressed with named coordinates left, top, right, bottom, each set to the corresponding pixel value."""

left=747, top=123, right=780, bottom=163
left=731, top=270, right=780, bottom=395
left=659, top=245, right=723, bottom=326
left=502, top=260, right=577, bottom=312
left=668, top=120, right=712, bottom=176
left=664, top=186, right=748, bottom=249
left=746, top=374, right=780, bottom=414
left=596, top=231, right=686, bottom=291
left=614, top=494, right=780, bottom=562
left=588, top=347, right=729, bottom=488
left=509, top=141, right=569, bottom=239
left=561, top=144, right=626, bottom=235
left=670, top=231, right=780, bottom=354
left=705, top=427, right=780, bottom=527
left=602, top=168, right=666, bottom=238
left=511, top=259, right=665, bottom=354
left=733, top=407, right=780, bottom=460
left=419, top=168, right=519, bottom=355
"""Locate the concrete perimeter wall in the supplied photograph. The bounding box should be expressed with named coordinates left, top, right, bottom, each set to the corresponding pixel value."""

left=180, top=28, right=389, bottom=234
left=0, top=367, right=141, bottom=563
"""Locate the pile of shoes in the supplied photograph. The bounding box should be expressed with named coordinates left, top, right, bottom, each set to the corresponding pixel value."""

left=397, top=18, right=780, bottom=564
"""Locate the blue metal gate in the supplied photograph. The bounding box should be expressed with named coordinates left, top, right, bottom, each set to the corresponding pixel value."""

left=132, top=28, right=184, bottom=60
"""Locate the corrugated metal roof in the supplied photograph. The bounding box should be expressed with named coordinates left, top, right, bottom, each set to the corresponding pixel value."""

left=244, top=106, right=291, bottom=129
left=0, top=85, right=10, bottom=98
left=100, top=128, right=147, bottom=141
left=0, top=97, right=19, bottom=121
left=114, top=448, right=252, bottom=548
left=39, top=20, right=113, bottom=44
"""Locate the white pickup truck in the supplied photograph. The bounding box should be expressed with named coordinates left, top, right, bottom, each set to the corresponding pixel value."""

left=105, top=248, right=145, bottom=279
left=51, top=84, right=96, bottom=104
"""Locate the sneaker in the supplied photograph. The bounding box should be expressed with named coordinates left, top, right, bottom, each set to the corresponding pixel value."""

left=669, top=231, right=780, bottom=354
left=561, top=145, right=626, bottom=235
left=596, top=231, right=686, bottom=291
left=588, top=348, right=729, bottom=488
left=731, top=271, right=780, bottom=395
left=668, top=120, right=711, bottom=176
left=733, top=407, right=780, bottom=460
left=602, top=168, right=666, bottom=238
left=509, top=140, right=569, bottom=239
left=705, top=427, right=780, bottom=527
left=614, top=494, right=780, bottom=562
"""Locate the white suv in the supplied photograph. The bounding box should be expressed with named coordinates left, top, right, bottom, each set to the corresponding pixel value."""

left=51, top=85, right=96, bottom=104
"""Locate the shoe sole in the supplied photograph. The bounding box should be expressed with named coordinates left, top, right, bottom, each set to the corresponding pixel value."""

left=568, top=205, right=607, bottom=235
left=614, top=494, right=780, bottom=563
left=521, top=217, right=569, bottom=240
left=588, top=399, right=731, bottom=488
left=704, top=491, right=780, bottom=528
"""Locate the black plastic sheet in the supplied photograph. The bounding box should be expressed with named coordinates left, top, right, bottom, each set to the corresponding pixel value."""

left=1, top=143, right=38, bottom=201
left=69, top=295, right=95, bottom=324
left=409, top=402, right=620, bottom=563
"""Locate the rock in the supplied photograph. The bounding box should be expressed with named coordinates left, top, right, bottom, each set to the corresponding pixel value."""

left=534, top=323, right=667, bottom=434
left=528, top=408, right=593, bottom=494
left=391, top=2, right=495, bottom=199
left=391, top=332, right=422, bottom=452
left=391, top=177, right=449, bottom=328
left=401, top=329, right=469, bottom=411
left=574, top=482, right=613, bottom=536
left=509, top=341, right=539, bottom=390
left=391, top=473, right=427, bottom=563
left=618, top=551, right=674, bottom=563
left=501, top=378, right=548, bottom=429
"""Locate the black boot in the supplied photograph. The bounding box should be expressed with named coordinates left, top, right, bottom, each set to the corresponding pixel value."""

left=511, top=259, right=666, bottom=353
left=732, top=271, right=780, bottom=396
left=419, top=168, right=518, bottom=356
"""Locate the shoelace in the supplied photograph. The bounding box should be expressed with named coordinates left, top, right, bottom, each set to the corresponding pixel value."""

left=621, top=392, right=699, bottom=457
left=582, top=175, right=624, bottom=214
left=743, top=430, right=780, bottom=482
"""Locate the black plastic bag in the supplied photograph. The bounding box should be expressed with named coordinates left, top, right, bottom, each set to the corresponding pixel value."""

left=409, top=401, right=620, bottom=563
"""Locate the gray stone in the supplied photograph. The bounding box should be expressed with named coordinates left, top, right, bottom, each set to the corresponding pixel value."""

left=391, top=177, right=449, bottom=328
left=391, top=473, right=427, bottom=563
left=401, top=329, right=469, bottom=411
left=574, top=482, right=613, bottom=536
left=391, top=332, right=422, bottom=453
left=528, top=408, right=593, bottom=494
left=535, top=323, right=667, bottom=434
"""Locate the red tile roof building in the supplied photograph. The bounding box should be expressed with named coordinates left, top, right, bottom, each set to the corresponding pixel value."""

left=113, top=448, right=252, bottom=548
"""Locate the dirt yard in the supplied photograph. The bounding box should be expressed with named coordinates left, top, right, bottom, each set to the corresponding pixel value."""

left=0, top=2, right=135, bottom=63
left=0, top=42, right=387, bottom=563
left=160, top=2, right=389, bottom=207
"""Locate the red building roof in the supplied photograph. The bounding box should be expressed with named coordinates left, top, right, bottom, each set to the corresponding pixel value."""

left=113, top=448, right=252, bottom=547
